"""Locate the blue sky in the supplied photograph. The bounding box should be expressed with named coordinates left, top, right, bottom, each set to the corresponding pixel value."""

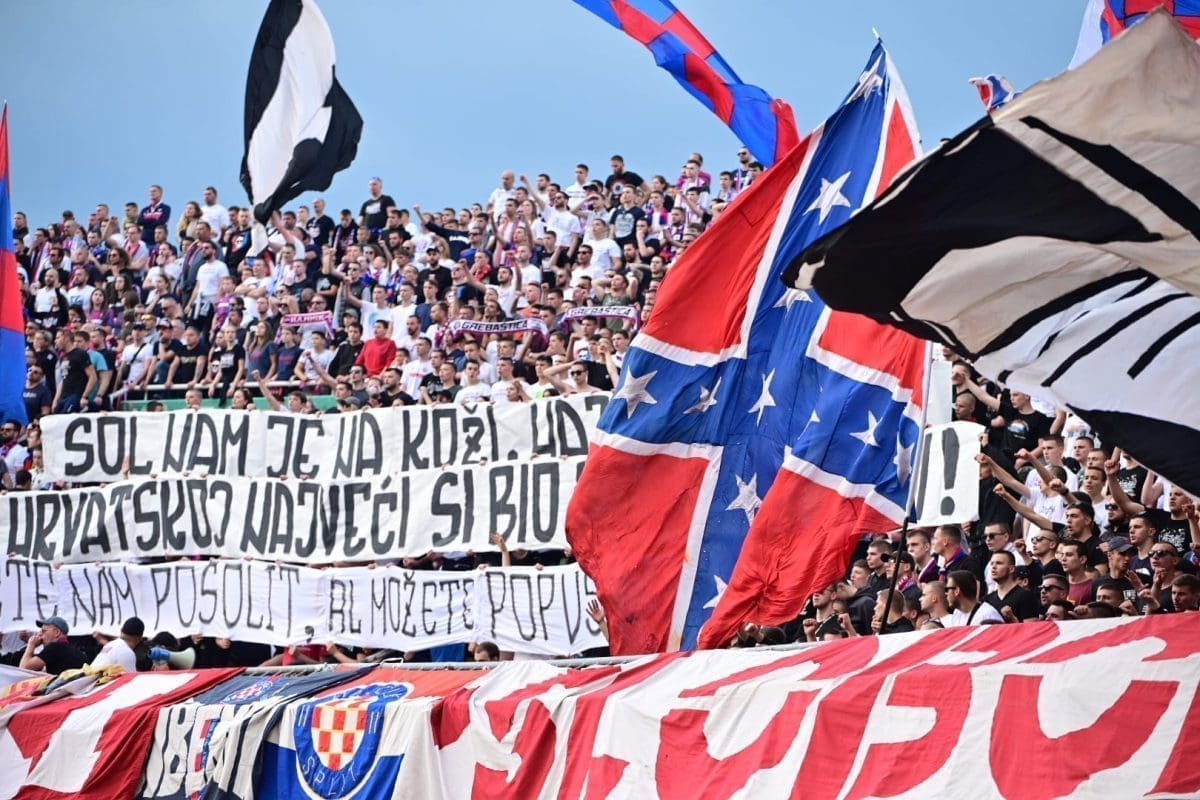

left=3, top=1, right=1085, bottom=227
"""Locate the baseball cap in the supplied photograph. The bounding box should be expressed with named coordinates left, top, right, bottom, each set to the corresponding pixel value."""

left=1107, top=536, right=1134, bottom=554
left=36, top=616, right=69, bottom=635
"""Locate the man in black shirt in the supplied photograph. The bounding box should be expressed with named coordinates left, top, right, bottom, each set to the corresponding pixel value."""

left=984, top=551, right=1041, bottom=621
left=53, top=328, right=97, bottom=413
left=603, top=155, right=645, bottom=197
left=20, top=616, right=86, bottom=674
left=359, top=177, right=396, bottom=234
left=872, top=589, right=915, bottom=634
left=305, top=197, right=336, bottom=248
left=380, top=367, right=415, bottom=406
left=329, top=322, right=365, bottom=377
left=166, top=326, right=208, bottom=389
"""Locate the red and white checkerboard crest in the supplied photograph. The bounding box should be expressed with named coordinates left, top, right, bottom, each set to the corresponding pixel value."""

left=293, top=682, right=412, bottom=795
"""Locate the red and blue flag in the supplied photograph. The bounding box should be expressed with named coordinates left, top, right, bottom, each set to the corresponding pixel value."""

left=0, top=106, right=26, bottom=427
left=570, top=0, right=799, bottom=167
left=969, top=74, right=1021, bottom=112
left=1071, top=0, right=1200, bottom=66
left=566, top=44, right=926, bottom=654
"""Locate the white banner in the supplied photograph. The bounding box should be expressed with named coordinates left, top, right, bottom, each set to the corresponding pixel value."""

left=40, top=394, right=608, bottom=482
left=0, top=559, right=607, bottom=655
left=913, top=421, right=983, bottom=526
left=1, top=457, right=582, bottom=564
left=476, top=565, right=603, bottom=656
left=927, top=359, right=953, bottom=426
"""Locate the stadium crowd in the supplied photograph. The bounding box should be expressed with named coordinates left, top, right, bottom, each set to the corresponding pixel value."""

left=7, top=147, right=1199, bottom=672
left=6, top=149, right=754, bottom=668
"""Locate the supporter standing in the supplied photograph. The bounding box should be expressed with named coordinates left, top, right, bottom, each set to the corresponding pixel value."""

left=355, top=320, right=397, bottom=376
left=137, top=185, right=170, bottom=248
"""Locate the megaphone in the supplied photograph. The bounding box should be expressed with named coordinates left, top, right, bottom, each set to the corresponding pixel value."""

left=167, top=647, right=196, bottom=670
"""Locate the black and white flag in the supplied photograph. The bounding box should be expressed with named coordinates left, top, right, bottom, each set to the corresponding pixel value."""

left=786, top=11, right=1200, bottom=496
left=240, top=0, right=362, bottom=225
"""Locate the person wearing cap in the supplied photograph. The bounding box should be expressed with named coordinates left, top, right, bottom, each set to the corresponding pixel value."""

left=20, top=617, right=86, bottom=674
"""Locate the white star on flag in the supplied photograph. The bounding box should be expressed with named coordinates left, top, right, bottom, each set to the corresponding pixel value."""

left=748, top=369, right=777, bottom=425
left=847, top=57, right=884, bottom=104
left=615, top=369, right=658, bottom=418
left=727, top=473, right=762, bottom=524
left=773, top=288, right=813, bottom=312
left=702, top=574, right=728, bottom=609
left=684, top=376, right=722, bottom=415
left=894, top=432, right=914, bottom=484
left=850, top=409, right=882, bottom=448
left=806, top=172, right=853, bottom=224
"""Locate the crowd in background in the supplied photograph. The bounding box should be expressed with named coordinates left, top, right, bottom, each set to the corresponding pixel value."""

left=8, top=146, right=1198, bottom=673
left=6, top=149, right=759, bottom=669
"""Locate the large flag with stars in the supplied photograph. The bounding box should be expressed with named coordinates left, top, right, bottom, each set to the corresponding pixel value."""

left=566, top=43, right=926, bottom=654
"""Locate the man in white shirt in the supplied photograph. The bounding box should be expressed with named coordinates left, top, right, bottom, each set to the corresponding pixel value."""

left=490, top=357, right=530, bottom=402
left=457, top=362, right=492, bottom=405
left=200, top=186, right=231, bottom=235
left=393, top=314, right=423, bottom=354
left=943, top=572, right=1004, bottom=626
left=564, top=164, right=590, bottom=210
left=120, top=323, right=157, bottom=388
left=391, top=282, right=419, bottom=330
left=584, top=219, right=620, bottom=271
left=460, top=340, right=497, bottom=385
left=187, top=242, right=229, bottom=317
left=91, top=633, right=137, bottom=672
left=487, top=171, right=517, bottom=221
left=401, top=337, right=434, bottom=397
left=542, top=191, right=583, bottom=252
left=356, top=284, right=393, bottom=334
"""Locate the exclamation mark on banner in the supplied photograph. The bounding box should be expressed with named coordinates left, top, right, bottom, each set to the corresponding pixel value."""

left=914, top=428, right=934, bottom=521
left=940, top=427, right=960, bottom=516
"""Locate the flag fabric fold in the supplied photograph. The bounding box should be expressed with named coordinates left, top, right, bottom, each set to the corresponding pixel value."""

left=788, top=10, right=1200, bottom=497
left=969, top=74, right=1021, bottom=112
left=570, top=0, right=799, bottom=167
left=241, top=0, right=362, bottom=225
left=0, top=107, right=28, bottom=427
left=567, top=43, right=925, bottom=654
